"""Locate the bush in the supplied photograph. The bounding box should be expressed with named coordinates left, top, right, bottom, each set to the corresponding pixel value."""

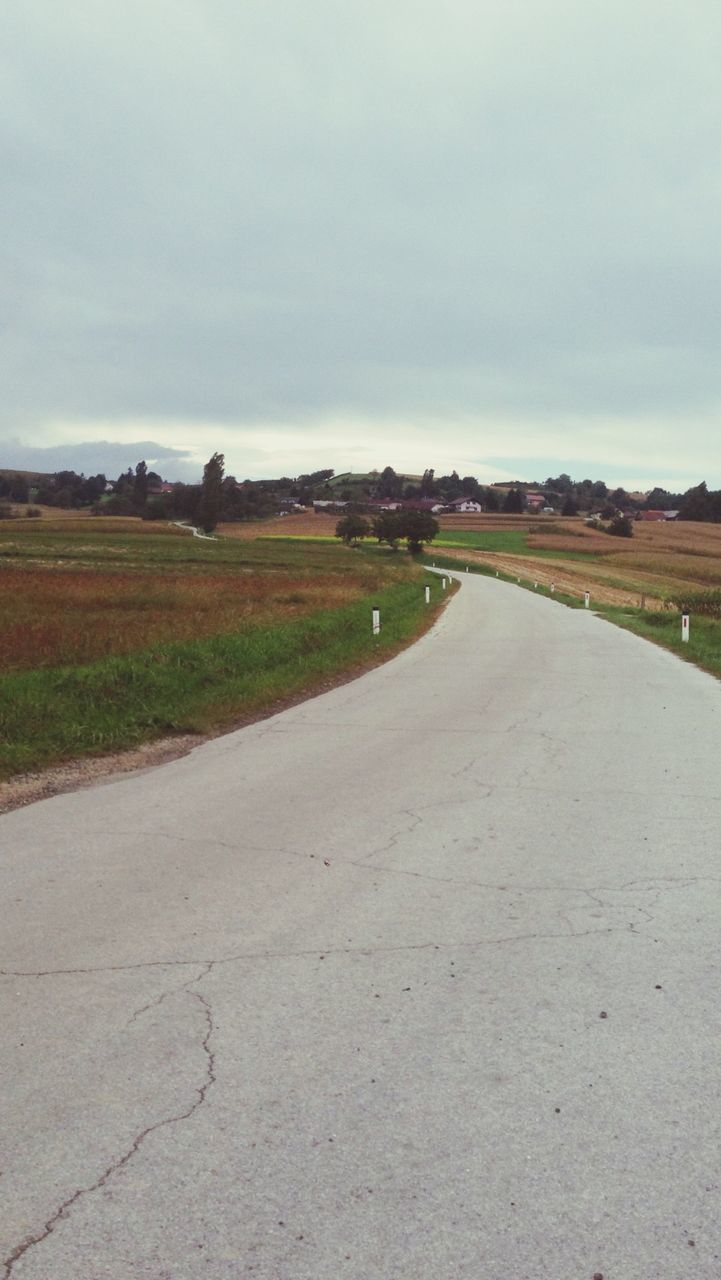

left=25, top=506, right=42, bottom=518
left=607, top=515, right=633, bottom=538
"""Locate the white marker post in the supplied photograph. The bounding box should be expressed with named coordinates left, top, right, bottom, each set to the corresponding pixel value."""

left=682, top=614, right=690, bottom=643
left=466, top=565, right=469, bottom=573
left=584, top=591, right=590, bottom=609
left=372, top=607, right=380, bottom=636
left=441, top=576, right=447, bottom=591
left=550, top=583, right=555, bottom=594
left=425, top=585, right=430, bottom=604
left=534, top=581, right=538, bottom=589
left=496, top=570, right=499, bottom=577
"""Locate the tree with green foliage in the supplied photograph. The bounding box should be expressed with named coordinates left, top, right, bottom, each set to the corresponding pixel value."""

left=197, top=453, right=225, bottom=532
left=372, top=510, right=403, bottom=548
left=644, top=486, right=681, bottom=511
left=502, top=487, right=524, bottom=513
left=546, top=473, right=573, bottom=494
left=377, top=466, right=404, bottom=499
left=437, top=470, right=462, bottom=501
left=133, top=460, right=148, bottom=510
left=561, top=495, right=578, bottom=516
left=419, top=468, right=437, bottom=498
left=403, top=509, right=439, bottom=553
left=335, top=514, right=370, bottom=544
left=678, top=482, right=710, bottom=521
left=461, top=475, right=481, bottom=500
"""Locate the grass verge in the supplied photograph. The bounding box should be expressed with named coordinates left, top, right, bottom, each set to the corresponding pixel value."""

left=0, top=574, right=451, bottom=780
left=596, top=606, right=721, bottom=681
left=425, top=551, right=721, bottom=682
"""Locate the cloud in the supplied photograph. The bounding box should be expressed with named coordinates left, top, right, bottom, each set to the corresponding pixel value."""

left=1, top=0, right=720, bottom=488
left=0, top=437, right=198, bottom=481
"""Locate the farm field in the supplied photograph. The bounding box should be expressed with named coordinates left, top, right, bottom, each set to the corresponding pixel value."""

left=0, top=518, right=448, bottom=788
left=245, top=510, right=721, bottom=608
left=423, top=517, right=721, bottom=683
left=247, top=508, right=721, bottom=678
left=432, top=515, right=721, bottom=607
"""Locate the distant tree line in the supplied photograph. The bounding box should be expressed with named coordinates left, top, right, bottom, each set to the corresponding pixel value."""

left=2, top=460, right=721, bottom=527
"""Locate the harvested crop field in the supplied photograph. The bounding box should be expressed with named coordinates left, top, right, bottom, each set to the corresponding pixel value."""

left=0, top=522, right=415, bottom=671
left=432, top=517, right=721, bottom=606
left=0, top=519, right=452, bottom=782
left=0, top=565, right=369, bottom=671
left=219, top=512, right=336, bottom=539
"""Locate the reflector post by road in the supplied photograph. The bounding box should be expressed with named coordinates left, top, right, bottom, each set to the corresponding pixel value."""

left=550, top=583, right=555, bottom=594
left=682, top=614, right=690, bottom=643
left=425, top=585, right=430, bottom=604
left=441, top=577, right=447, bottom=591
left=584, top=591, right=590, bottom=608
left=372, top=607, right=380, bottom=636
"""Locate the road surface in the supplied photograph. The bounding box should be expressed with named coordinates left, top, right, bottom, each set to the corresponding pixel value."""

left=2, top=574, right=721, bottom=1279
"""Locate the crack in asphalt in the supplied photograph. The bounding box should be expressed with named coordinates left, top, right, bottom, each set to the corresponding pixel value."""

left=2, top=920, right=646, bottom=981
left=1, top=874, right=708, bottom=983
left=1, top=964, right=216, bottom=1279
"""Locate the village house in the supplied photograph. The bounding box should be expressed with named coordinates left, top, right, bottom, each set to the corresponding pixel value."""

left=447, top=497, right=483, bottom=513
left=523, top=491, right=546, bottom=510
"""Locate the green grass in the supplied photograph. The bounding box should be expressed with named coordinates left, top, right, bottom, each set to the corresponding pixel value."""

left=424, top=549, right=721, bottom=681
left=0, top=525, right=385, bottom=577
left=595, top=606, right=721, bottom=681
left=433, top=529, right=600, bottom=562
left=434, top=530, right=529, bottom=553
left=259, top=534, right=336, bottom=543
left=0, top=545, right=452, bottom=778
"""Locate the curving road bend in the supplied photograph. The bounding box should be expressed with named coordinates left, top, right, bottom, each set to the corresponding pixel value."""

left=2, top=574, right=721, bottom=1279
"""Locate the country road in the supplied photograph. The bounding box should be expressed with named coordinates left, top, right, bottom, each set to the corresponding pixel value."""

left=2, top=574, right=721, bottom=1279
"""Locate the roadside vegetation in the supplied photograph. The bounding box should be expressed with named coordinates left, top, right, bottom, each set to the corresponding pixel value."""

left=2, top=500, right=720, bottom=782
left=0, top=519, right=451, bottom=779
left=422, top=532, right=721, bottom=683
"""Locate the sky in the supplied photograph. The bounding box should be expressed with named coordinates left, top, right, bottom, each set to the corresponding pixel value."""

left=2, top=0, right=720, bottom=490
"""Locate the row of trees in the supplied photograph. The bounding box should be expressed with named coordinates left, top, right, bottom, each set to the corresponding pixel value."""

left=336, top=509, right=439, bottom=553
left=4, top=458, right=721, bottom=525
left=675, top=483, right=721, bottom=523
left=0, top=469, right=109, bottom=508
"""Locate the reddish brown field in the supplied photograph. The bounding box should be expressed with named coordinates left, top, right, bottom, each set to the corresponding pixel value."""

left=0, top=565, right=366, bottom=671
left=218, top=512, right=338, bottom=539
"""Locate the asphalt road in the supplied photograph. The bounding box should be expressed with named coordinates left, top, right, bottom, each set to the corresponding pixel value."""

left=2, top=573, right=721, bottom=1279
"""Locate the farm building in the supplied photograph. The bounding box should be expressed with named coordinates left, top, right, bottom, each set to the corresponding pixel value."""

left=447, top=498, right=483, bottom=513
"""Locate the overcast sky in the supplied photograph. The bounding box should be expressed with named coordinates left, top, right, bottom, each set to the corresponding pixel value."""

left=2, top=0, right=720, bottom=488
